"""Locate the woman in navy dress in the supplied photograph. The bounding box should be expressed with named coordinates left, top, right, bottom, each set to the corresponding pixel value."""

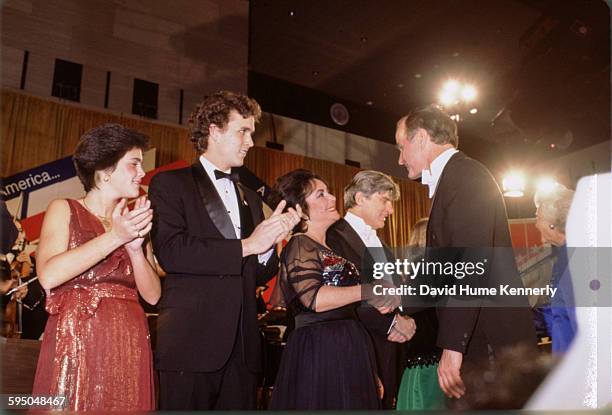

left=269, top=169, right=397, bottom=410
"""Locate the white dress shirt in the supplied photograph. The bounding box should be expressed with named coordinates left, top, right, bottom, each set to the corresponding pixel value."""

left=421, top=148, right=458, bottom=198
left=344, top=211, right=399, bottom=327
left=199, top=155, right=272, bottom=263
left=200, top=155, right=241, bottom=238
left=344, top=211, right=383, bottom=249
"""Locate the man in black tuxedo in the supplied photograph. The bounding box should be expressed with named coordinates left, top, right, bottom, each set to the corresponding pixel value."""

left=149, top=91, right=301, bottom=410
left=327, top=170, right=416, bottom=409
left=394, top=105, right=536, bottom=401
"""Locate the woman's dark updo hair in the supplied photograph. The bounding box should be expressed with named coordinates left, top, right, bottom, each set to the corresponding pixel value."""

left=73, top=123, right=149, bottom=192
left=270, top=169, right=327, bottom=234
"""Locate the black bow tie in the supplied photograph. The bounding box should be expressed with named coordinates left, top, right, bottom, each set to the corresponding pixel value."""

left=214, top=169, right=240, bottom=182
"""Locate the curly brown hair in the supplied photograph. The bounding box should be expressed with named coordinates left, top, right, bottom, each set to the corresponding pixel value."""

left=188, top=91, right=262, bottom=153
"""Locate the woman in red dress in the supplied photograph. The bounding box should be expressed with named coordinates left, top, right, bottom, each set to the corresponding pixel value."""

left=32, top=124, right=160, bottom=411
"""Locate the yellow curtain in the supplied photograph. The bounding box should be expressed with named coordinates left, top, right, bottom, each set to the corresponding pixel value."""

left=244, top=147, right=305, bottom=186
left=0, top=89, right=196, bottom=175
left=1, top=89, right=429, bottom=246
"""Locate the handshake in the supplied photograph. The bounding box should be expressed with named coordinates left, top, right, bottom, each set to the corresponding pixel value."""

left=364, top=280, right=416, bottom=343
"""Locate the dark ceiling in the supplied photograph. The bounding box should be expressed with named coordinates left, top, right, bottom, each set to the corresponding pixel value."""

left=248, top=0, right=610, bottom=174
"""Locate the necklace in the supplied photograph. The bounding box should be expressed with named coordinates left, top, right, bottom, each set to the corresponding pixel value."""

left=82, top=198, right=111, bottom=228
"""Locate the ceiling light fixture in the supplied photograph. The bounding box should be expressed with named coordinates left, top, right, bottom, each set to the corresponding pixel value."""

left=461, top=85, right=477, bottom=102
left=443, top=80, right=460, bottom=93
left=439, top=90, right=456, bottom=106
left=437, top=81, right=478, bottom=117
left=502, top=172, right=526, bottom=197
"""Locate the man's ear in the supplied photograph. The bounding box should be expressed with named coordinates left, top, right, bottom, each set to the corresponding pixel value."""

left=417, top=129, right=431, bottom=150
left=209, top=124, right=219, bottom=143
left=354, top=191, right=365, bottom=206
left=416, top=128, right=425, bottom=148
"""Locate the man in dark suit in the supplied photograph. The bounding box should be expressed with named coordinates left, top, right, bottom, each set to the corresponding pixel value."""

left=327, top=170, right=416, bottom=409
left=149, top=91, right=301, bottom=410
left=394, top=105, right=536, bottom=401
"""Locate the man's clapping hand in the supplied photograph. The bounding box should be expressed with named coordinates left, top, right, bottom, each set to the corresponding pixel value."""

left=242, top=200, right=303, bottom=256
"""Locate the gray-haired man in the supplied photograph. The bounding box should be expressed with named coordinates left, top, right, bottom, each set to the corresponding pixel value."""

left=327, top=170, right=416, bottom=409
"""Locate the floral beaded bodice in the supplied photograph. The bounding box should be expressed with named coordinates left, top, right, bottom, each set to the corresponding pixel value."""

left=278, top=235, right=362, bottom=318
left=320, top=247, right=360, bottom=287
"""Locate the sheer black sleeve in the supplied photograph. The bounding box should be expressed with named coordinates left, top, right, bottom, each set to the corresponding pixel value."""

left=278, top=235, right=324, bottom=312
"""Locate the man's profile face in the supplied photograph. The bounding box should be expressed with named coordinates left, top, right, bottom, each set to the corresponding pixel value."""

left=395, top=121, right=428, bottom=180
left=211, top=110, right=255, bottom=170
left=358, top=191, right=394, bottom=230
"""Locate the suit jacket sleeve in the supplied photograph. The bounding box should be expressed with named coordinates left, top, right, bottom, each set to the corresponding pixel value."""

left=326, top=227, right=395, bottom=335
left=255, top=249, right=279, bottom=287
left=435, top=161, right=501, bottom=353
left=149, top=172, right=244, bottom=276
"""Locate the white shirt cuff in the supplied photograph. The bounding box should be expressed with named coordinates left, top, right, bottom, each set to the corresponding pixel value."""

left=258, top=248, right=274, bottom=265
left=387, top=314, right=398, bottom=334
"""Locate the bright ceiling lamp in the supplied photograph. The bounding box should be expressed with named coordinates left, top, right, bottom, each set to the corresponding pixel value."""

left=502, top=171, right=526, bottom=197
left=439, top=80, right=460, bottom=105
left=461, top=84, right=477, bottom=102
left=438, top=80, right=477, bottom=107
left=439, top=90, right=456, bottom=106
left=443, top=79, right=460, bottom=93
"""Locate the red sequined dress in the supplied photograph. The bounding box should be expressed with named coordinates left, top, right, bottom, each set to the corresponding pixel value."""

left=32, top=199, right=155, bottom=411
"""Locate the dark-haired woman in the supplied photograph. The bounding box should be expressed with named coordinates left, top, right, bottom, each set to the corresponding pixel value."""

left=32, top=124, right=160, bottom=411
left=269, top=169, right=396, bottom=410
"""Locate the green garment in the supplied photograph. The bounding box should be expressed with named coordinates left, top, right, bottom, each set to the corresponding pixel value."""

left=396, top=364, right=446, bottom=410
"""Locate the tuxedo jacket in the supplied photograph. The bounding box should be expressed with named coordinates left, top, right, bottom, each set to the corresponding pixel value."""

left=149, top=162, right=278, bottom=373
left=327, top=218, right=395, bottom=335
left=427, top=151, right=536, bottom=360
left=327, top=219, right=400, bottom=408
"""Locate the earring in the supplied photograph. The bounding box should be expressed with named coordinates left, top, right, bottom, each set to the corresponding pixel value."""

left=103, top=175, right=110, bottom=182
left=548, top=224, right=555, bottom=230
